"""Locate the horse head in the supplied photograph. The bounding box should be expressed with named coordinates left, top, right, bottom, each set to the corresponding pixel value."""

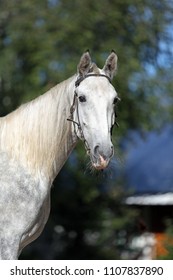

left=70, top=51, right=120, bottom=170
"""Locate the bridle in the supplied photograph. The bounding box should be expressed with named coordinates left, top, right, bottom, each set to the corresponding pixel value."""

left=67, top=73, right=119, bottom=154
left=74, top=73, right=112, bottom=87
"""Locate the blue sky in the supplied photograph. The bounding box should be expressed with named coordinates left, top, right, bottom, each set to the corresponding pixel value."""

left=124, top=125, right=173, bottom=194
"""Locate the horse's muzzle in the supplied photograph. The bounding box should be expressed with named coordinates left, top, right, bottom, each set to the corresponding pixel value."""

left=91, top=144, right=114, bottom=170
left=92, top=155, right=109, bottom=170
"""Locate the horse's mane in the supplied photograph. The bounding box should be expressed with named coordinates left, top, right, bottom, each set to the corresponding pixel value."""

left=0, top=75, right=76, bottom=179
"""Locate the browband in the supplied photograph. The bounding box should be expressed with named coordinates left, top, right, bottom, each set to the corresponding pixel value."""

left=75, top=74, right=112, bottom=87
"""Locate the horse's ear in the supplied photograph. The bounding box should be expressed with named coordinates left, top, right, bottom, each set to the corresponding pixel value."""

left=78, top=51, right=92, bottom=77
left=103, top=50, right=118, bottom=80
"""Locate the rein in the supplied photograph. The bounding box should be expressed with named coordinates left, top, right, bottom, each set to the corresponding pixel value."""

left=67, top=74, right=119, bottom=154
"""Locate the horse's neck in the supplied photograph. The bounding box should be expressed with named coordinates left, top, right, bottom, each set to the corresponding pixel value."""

left=0, top=75, right=77, bottom=181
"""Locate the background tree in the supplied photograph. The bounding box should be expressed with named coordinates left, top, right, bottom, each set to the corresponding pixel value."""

left=0, top=0, right=173, bottom=259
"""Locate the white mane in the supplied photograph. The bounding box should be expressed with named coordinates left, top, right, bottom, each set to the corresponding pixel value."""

left=0, top=75, right=77, bottom=180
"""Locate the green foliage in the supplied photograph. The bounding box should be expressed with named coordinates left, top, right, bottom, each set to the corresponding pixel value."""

left=157, top=219, right=173, bottom=260
left=0, top=0, right=173, bottom=259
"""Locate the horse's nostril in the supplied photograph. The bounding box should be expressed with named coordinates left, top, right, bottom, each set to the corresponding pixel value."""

left=111, top=145, right=114, bottom=157
left=93, top=145, right=114, bottom=160
left=94, top=145, right=100, bottom=156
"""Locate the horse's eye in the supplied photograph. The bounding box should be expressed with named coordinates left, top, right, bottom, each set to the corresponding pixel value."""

left=113, top=97, right=120, bottom=105
left=79, top=95, right=86, bottom=102
left=113, top=97, right=118, bottom=105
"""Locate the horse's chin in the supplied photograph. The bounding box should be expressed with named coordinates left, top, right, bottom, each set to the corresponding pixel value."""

left=91, top=155, right=109, bottom=170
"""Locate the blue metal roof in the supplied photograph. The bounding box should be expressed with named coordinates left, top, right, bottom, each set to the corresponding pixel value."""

left=125, top=125, right=173, bottom=194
